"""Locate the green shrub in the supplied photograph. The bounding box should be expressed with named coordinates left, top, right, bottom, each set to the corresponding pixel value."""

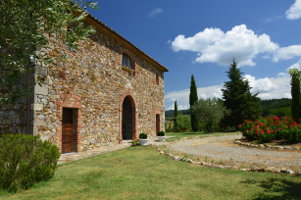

left=131, top=139, right=139, bottom=146
left=0, top=134, right=60, bottom=192
left=175, top=114, right=191, bottom=132
left=239, top=116, right=301, bottom=144
left=282, top=125, right=301, bottom=143
left=157, top=131, right=165, bottom=136
left=165, top=122, right=174, bottom=132
left=258, top=131, right=275, bottom=143
left=139, top=133, right=147, bottom=139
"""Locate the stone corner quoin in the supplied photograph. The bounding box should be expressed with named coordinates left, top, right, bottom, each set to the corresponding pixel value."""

left=0, top=13, right=168, bottom=153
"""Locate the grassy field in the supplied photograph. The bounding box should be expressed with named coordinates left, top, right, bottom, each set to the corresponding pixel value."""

left=1, top=146, right=300, bottom=200
left=165, top=131, right=240, bottom=142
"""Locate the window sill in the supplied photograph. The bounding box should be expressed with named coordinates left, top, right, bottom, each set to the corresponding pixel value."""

left=122, top=66, right=135, bottom=76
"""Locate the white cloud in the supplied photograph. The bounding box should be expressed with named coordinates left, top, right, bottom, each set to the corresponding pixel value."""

left=243, top=74, right=291, bottom=99
left=278, top=72, right=287, bottom=77
left=165, top=85, right=223, bottom=110
left=165, top=74, right=291, bottom=110
left=263, top=15, right=283, bottom=24
left=286, top=0, right=301, bottom=20
left=287, top=59, right=301, bottom=71
left=165, top=89, right=190, bottom=110
left=148, top=8, right=163, bottom=18
left=273, top=45, right=301, bottom=61
left=171, top=24, right=279, bottom=66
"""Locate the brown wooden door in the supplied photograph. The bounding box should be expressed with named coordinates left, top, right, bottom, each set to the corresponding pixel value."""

left=62, top=108, right=77, bottom=154
left=156, top=114, right=160, bottom=135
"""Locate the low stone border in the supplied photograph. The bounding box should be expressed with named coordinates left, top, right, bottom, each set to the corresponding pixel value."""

left=154, top=145, right=301, bottom=175
left=234, top=139, right=301, bottom=151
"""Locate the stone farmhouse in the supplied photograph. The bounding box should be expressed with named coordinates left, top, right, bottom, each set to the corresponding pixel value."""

left=0, top=14, right=168, bottom=153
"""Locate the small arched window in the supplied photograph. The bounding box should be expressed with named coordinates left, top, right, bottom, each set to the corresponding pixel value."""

left=122, top=53, right=133, bottom=69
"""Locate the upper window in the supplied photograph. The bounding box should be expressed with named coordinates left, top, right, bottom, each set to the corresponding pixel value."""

left=156, top=74, right=159, bottom=85
left=122, top=53, right=133, bottom=69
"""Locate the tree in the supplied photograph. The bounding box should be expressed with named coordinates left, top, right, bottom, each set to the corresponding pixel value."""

left=191, top=98, right=228, bottom=132
left=174, top=101, right=179, bottom=131
left=189, top=75, right=199, bottom=131
left=0, top=0, right=98, bottom=105
left=261, top=98, right=291, bottom=117
left=221, top=60, right=261, bottom=128
left=289, top=68, right=301, bottom=121
left=175, top=114, right=191, bottom=132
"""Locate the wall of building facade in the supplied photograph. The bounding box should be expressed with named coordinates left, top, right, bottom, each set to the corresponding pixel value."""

left=32, top=26, right=166, bottom=151
left=0, top=73, right=34, bottom=135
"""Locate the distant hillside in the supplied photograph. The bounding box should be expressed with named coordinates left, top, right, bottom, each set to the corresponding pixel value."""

left=261, top=98, right=291, bottom=117
left=165, top=98, right=292, bottom=119
left=165, top=109, right=189, bottom=120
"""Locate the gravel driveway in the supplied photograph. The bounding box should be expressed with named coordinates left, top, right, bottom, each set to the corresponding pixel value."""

left=168, top=135, right=301, bottom=171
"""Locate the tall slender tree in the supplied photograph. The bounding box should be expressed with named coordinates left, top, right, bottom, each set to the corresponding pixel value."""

left=174, top=101, right=179, bottom=131
left=289, top=68, right=301, bottom=121
left=189, top=75, right=199, bottom=131
left=222, top=60, right=261, bottom=128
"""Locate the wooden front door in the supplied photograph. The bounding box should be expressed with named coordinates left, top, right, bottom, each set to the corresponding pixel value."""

left=62, top=108, right=77, bottom=154
left=156, top=114, right=160, bottom=134
left=122, top=96, right=134, bottom=140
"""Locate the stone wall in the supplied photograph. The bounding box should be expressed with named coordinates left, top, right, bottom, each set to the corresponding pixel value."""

left=33, top=24, right=166, bottom=151
left=0, top=72, right=34, bottom=135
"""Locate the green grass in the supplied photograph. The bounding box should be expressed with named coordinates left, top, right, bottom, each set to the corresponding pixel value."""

left=1, top=147, right=300, bottom=200
left=166, top=131, right=240, bottom=142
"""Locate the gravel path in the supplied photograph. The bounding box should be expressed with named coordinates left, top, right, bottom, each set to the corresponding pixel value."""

left=168, top=135, right=301, bottom=170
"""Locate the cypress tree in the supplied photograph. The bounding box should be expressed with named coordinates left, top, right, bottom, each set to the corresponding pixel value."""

left=289, top=68, right=301, bottom=121
left=222, top=60, right=261, bottom=128
left=189, top=75, right=199, bottom=132
left=174, top=101, right=179, bottom=131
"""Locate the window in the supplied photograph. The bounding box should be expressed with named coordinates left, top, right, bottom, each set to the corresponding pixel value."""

left=122, top=53, right=133, bottom=69
left=156, top=74, right=159, bottom=85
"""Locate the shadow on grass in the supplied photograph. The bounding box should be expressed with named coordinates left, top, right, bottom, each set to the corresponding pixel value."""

left=242, top=178, right=301, bottom=200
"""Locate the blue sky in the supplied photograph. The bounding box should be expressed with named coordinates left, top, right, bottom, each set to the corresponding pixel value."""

left=88, top=0, right=301, bottom=110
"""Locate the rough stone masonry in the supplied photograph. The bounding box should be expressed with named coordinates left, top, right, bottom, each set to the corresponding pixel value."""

left=0, top=14, right=168, bottom=153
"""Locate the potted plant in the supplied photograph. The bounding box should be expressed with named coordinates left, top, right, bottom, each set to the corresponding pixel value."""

left=157, top=131, right=166, bottom=142
left=139, top=133, right=148, bottom=146
left=131, top=138, right=139, bottom=146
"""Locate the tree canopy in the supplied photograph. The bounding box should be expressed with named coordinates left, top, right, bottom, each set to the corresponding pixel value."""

left=174, top=101, right=179, bottom=131
left=191, top=98, right=228, bottom=132
left=221, top=60, right=261, bottom=128
left=0, top=0, right=98, bottom=105
left=189, top=75, right=198, bottom=131
left=289, top=68, right=301, bottom=121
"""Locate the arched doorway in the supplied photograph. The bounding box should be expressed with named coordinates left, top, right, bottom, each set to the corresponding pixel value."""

left=122, top=95, right=136, bottom=140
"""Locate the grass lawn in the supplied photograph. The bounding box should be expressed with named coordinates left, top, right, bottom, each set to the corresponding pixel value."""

left=0, top=146, right=300, bottom=200
left=166, top=131, right=240, bottom=142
